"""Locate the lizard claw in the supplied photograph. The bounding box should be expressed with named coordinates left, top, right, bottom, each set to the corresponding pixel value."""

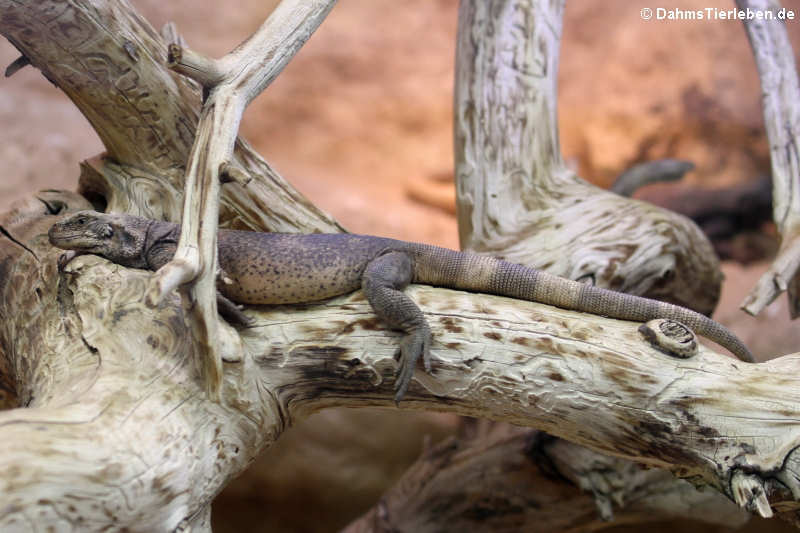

left=217, top=292, right=254, bottom=327
left=394, top=326, right=432, bottom=403
left=57, top=250, right=81, bottom=272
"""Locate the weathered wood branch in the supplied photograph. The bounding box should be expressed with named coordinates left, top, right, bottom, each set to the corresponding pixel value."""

left=2, top=198, right=800, bottom=529
left=1, top=0, right=789, bottom=529
left=0, top=0, right=342, bottom=235
left=443, top=0, right=761, bottom=529
left=152, top=0, right=338, bottom=398
left=0, top=202, right=259, bottom=533
left=454, top=0, right=724, bottom=316
left=343, top=424, right=748, bottom=532
left=737, top=0, right=800, bottom=317
left=635, top=176, right=774, bottom=263
left=1, top=0, right=341, bottom=399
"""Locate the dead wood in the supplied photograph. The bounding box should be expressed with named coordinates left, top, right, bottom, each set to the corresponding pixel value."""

left=736, top=0, right=800, bottom=317
left=345, top=1, right=778, bottom=530
left=1, top=1, right=799, bottom=532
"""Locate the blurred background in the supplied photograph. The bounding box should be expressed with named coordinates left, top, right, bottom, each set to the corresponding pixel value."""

left=2, top=0, right=800, bottom=531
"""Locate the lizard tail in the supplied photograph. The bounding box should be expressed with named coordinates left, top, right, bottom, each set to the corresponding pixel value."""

left=409, top=245, right=755, bottom=363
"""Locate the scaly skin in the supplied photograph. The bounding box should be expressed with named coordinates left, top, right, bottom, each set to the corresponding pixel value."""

left=48, top=211, right=755, bottom=401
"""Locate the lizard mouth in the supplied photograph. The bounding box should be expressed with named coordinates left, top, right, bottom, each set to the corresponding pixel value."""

left=47, top=226, right=102, bottom=250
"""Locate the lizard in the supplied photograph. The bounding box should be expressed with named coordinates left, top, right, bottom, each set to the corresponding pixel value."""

left=48, top=210, right=756, bottom=401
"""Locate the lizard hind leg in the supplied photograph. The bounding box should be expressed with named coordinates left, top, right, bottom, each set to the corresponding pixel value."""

left=217, top=292, right=254, bottom=327
left=362, top=251, right=432, bottom=403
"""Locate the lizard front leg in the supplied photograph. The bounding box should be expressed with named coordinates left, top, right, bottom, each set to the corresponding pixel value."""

left=57, top=250, right=85, bottom=271
left=362, top=251, right=432, bottom=402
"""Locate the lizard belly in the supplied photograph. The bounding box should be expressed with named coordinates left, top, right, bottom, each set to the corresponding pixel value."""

left=219, top=266, right=364, bottom=305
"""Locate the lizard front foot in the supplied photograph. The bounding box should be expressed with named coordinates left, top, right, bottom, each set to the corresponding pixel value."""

left=57, top=250, right=82, bottom=271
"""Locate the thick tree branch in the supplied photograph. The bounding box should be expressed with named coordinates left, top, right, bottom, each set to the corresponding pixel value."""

left=454, top=0, right=724, bottom=316
left=0, top=0, right=785, bottom=529
left=0, top=201, right=273, bottom=530
left=442, top=1, right=762, bottom=528
left=2, top=203, right=800, bottom=529
left=343, top=425, right=748, bottom=532
left=0, top=0, right=342, bottom=235
left=736, top=0, right=800, bottom=317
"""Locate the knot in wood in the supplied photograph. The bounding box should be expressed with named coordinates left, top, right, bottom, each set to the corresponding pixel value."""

left=638, top=319, right=697, bottom=358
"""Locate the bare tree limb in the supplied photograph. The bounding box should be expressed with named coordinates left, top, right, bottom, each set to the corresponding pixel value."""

left=2, top=199, right=800, bottom=529
left=167, top=44, right=226, bottom=89
left=0, top=0, right=340, bottom=400
left=453, top=0, right=724, bottom=316
left=736, top=0, right=800, bottom=317
left=0, top=0, right=343, bottom=235
left=439, top=0, right=762, bottom=528
left=1, top=0, right=790, bottom=529
left=149, top=0, right=338, bottom=398
left=343, top=424, right=749, bottom=532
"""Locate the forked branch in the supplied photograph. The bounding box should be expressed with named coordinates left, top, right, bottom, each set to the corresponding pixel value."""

left=151, top=0, right=338, bottom=398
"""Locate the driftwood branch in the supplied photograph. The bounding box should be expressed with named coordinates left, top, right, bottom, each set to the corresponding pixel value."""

left=1, top=0, right=794, bottom=530
left=2, top=199, right=800, bottom=529
left=453, top=0, right=724, bottom=317
left=347, top=0, right=771, bottom=529
left=151, top=0, right=338, bottom=398
left=736, top=0, right=800, bottom=317
left=343, top=424, right=748, bottom=532
left=0, top=0, right=343, bottom=234
left=418, top=0, right=763, bottom=528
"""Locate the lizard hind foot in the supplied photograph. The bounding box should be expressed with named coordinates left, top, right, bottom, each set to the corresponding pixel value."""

left=361, top=250, right=432, bottom=403
left=217, top=292, right=254, bottom=327
left=394, top=326, right=432, bottom=403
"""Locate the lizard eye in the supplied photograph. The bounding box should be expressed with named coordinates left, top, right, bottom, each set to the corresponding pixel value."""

left=76, top=217, right=86, bottom=225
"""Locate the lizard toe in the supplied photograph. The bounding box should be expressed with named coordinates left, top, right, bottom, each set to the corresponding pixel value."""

left=57, top=250, right=80, bottom=272
left=394, top=327, right=431, bottom=402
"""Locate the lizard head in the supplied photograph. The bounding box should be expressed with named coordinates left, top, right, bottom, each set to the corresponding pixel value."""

left=48, top=210, right=151, bottom=268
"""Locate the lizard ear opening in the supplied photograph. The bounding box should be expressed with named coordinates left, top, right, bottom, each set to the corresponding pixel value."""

left=101, top=223, right=114, bottom=238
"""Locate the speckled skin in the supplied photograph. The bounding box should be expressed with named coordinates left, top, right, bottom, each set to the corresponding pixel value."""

left=216, top=231, right=398, bottom=304
left=48, top=211, right=755, bottom=400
